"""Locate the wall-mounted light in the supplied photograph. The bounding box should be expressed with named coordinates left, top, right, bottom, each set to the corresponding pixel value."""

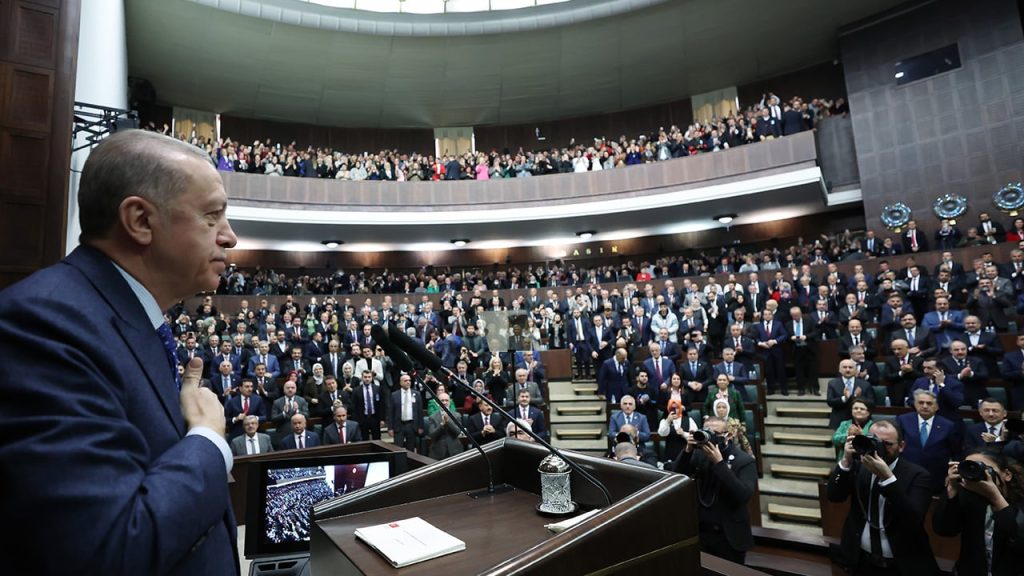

left=575, top=230, right=597, bottom=240
left=451, top=239, right=470, bottom=247
left=714, top=214, right=737, bottom=225
left=321, top=240, right=343, bottom=248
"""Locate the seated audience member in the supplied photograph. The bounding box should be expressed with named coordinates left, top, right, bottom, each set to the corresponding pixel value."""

left=461, top=379, right=492, bottom=415
left=963, top=398, right=1011, bottom=454
left=848, top=346, right=882, bottom=391
left=506, top=419, right=535, bottom=443
left=701, top=374, right=745, bottom=422
left=613, top=441, right=659, bottom=469
left=831, top=398, right=873, bottom=462
left=467, top=399, right=505, bottom=445
left=280, top=413, right=320, bottom=450
left=934, top=449, right=1024, bottom=576
left=608, top=395, right=651, bottom=444
left=425, top=383, right=458, bottom=416
left=627, top=369, right=659, bottom=432
left=672, top=416, right=757, bottom=565
left=827, top=419, right=939, bottom=575
left=679, top=347, right=712, bottom=405
left=826, top=359, right=876, bottom=428
left=425, top=393, right=465, bottom=459
left=510, top=389, right=549, bottom=442
left=230, top=415, right=274, bottom=457
left=838, top=319, right=875, bottom=360
left=898, top=389, right=962, bottom=494
left=505, top=368, right=544, bottom=408
left=322, top=405, right=362, bottom=445
left=658, top=398, right=697, bottom=463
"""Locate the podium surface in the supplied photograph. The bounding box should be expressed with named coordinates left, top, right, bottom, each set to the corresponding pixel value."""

left=310, top=439, right=699, bottom=575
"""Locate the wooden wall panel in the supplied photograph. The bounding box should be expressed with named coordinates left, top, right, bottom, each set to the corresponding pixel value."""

left=0, top=0, right=79, bottom=289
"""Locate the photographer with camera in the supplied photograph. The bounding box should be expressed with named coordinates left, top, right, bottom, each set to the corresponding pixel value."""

left=827, top=419, right=938, bottom=575
left=671, top=416, right=756, bottom=564
left=933, top=450, right=1024, bottom=575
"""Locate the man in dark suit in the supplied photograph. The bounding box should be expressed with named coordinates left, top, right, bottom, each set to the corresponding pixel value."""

left=999, top=334, right=1024, bottom=410
left=271, top=381, right=309, bottom=446
left=901, top=220, right=928, bottom=253
left=652, top=327, right=681, bottom=363
left=225, top=380, right=265, bottom=439
left=679, top=347, right=713, bottom=405
left=962, top=398, right=1007, bottom=452
left=826, top=359, right=876, bottom=428
left=898, top=389, right=961, bottom=494
left=247, top=341, right=281, bottom=380
left=319, top=338, right=344, bottom=379
left=566, top=309, right=593, bottom=379
left=642, top=342, right=676, bottom=390
left=322, top=405, right=362, bottom=445
left=838, top=318, right=875, bottom=360
left=0, top=131, right=239, bottom=575
left=956, top=315, right=1004, bottom=377
left=888, top=312, right=935, bottom=359
left=884, top=339, right=923, bottom=408
left=388, top=373, right=423, bottom=452
left=351, top=369, right=382, bottom=440
left=786, top=306, right=820, bottom=395
left=467, top=400, right=506, bottom=445
left=425, top=393, right=465, bottom=460
left=978, top=211, right=1005, bottom=244
left=588, top=314, right=615, bottom=376
left=511, top=388, right=549, bottom=442
left=713, top=348, right=751, bottom=401
left=908, top=357, right=966, bottom=424
left=827, top=420, right=939, bottom=575
left=940, top=340, right=988, bottom=408
left=279, top=413, right=320, bottom=450
left=724, top=323, right=756, bottom=366
left=210, top=340, right=241, bottom=379
left=755, top=309, right=788, bottom=395
left=597, top=347, right=632, bottom=403
left=209, top=360, right=240, bottom=404
left=672, top=416, right=757, bottom=565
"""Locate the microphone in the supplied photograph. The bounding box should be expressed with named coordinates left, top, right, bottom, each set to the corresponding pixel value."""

left=386, top=323, right=613, bottom=506
left=370, top=325, right=507, bottom=497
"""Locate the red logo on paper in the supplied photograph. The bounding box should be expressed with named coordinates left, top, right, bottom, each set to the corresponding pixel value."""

left=389, top=523, right=400, bottom=528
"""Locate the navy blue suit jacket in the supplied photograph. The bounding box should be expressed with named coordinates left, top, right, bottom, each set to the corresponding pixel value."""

left=0, top=245, right=238, bottom=575
left=755, top=321, right=788, bottom=356
left=279, top=430, right=322, bottom=450
left=597, top=357, right=631, bottom=402
left=908, top=377, right=965, bottom=422
left=897, top=412, right=961, bottom=493
left=224, top=394, right=265, bottom=439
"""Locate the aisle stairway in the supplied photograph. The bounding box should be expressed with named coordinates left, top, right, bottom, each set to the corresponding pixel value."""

left=548, top=378, right=608, bottom=457
left=759, top=378, right=835, bottom=536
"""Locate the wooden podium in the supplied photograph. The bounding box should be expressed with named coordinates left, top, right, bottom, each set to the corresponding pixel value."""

left=309, top=439, right=699, bottom=575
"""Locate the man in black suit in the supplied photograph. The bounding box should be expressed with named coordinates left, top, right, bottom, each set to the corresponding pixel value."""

left=1001, top=334, right=1024, bottom=410
left=322, top=405, right=362, bottom=445
left=467, top=399, right=506, bottom=445
left=679, top=347, right=712, bottom=405
left=962, top=398, right=1007, bottom=452
left=827, top=419, right=939, bottom=575
left=901, top=220, right=928, bottom=254
left=724, top=323, right=756, bottom=366
left=839, top=319, right=875, bottom=360
left=672, top=416, right=757, bottom=565
left=388, top=373, right=423, bottom=452
left=849, top=346, right=883, bottom=392
left=942, top=340, right=989, bottom=409
left=810, top=299, right=839, bottom=340
left=956, top=315, right=1004, bottom=377
left=826, top=359, right=876, bottom=428
left=351, top=369, right=382, bottom=441
left=786, top=306, right=820, bottom=395
left=978, top=211, right=1005, bottom=244
left=884, top=339, right=923, bottom=408
left=888, top=312, right=935, bottom=360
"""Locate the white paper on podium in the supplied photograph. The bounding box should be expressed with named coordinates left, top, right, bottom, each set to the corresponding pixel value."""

left=354, top=516, right=466, bottom=568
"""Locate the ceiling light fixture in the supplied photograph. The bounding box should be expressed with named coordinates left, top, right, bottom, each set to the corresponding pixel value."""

left=714, top=214, right=737, bottom=225
left=575, top=230, right=596, bottom=240
left=321, top=240, right=343, bottom=248
left=451, top=239, right=470, bottom=247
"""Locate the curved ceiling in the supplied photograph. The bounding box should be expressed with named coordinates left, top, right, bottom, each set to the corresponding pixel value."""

left=125, top=0, right=903, bottom=128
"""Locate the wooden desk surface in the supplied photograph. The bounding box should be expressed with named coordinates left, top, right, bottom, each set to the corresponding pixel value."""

left=318, top=488, right=556, bottom=574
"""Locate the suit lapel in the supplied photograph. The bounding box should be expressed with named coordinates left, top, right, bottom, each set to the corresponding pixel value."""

left=66, top=246, right=185, bottom=436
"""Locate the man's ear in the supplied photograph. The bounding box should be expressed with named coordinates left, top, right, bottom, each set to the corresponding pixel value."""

left=118, top=196, right=157, bottom=246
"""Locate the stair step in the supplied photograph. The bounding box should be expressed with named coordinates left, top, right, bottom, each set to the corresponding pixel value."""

left=767, top=503, right=822, bottom=524
left=764, top=416, right=834, bottom=430
left=557, top=405, right=604, bottom=415
left=773, top=431, right=834, bottom=446
left=555, top=428, right=604, bottom=439
left=776, top=406, right=831, bottom=418
left=550, top=440, right=608, bottom=453
left=770, top=464, right=832, bottom=480
left=758, top=477, right=821, bottom=499
left=761, top=443, right=836, bottom=461
left=573, top=386, right=598, bottom=395
left=758, top=516, right=825, bottom=538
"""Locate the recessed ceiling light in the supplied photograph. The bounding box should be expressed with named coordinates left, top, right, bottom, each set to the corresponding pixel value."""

left=321, top=240, right=343, bottom=248
left=576, top=230, right=596, bottom=239
left=894, top=71, right=905, bottom=79
left=714, top=214, right=737, bottom=225
left=451, top=239, right=470, bottom=247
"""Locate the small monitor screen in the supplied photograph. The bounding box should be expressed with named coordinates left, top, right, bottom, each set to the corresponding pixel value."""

left=246, top=452, right=404, bottom=558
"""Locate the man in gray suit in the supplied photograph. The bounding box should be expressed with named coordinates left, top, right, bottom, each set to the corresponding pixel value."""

left=504, top=368, right=544, bottom=408
left=271, top=380, right=309, bottom=444
left=230, top=415, right=274, bottom=457
left=425, top=392, right=465, bottom=460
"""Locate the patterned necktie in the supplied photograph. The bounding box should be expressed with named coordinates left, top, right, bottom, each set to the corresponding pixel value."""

left=156, top=323, right=180, bottom=390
